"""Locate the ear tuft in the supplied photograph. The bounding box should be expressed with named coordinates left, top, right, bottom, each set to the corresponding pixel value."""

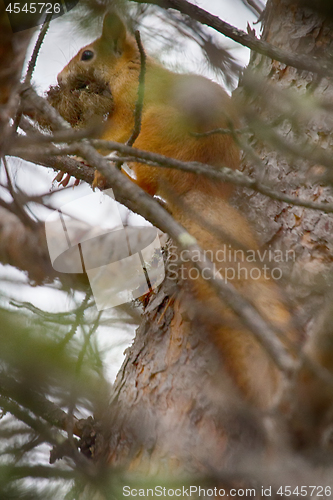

left=102, top=12, right=127, bottom=46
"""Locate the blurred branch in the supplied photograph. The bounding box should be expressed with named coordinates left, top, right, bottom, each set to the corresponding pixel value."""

left=76, top=310, right=101, bottom=375
left=10, top=299, right=95, bottom=326
left=0, top=372, right=82, bottom=438
left=130, top=0, right=333, bottom=77
left=159, top=10, right=242, bottom=85
left=59, top=292, right=93, bottom=349
left=0, top=395, right=60, bottom=445
left=2, top=464, right=74, bottom=480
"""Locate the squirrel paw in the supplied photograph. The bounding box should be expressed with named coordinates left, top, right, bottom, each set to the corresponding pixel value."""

left=53, top=171, right=80, bottom=187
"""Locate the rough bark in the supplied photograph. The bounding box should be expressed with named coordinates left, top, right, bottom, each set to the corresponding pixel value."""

left=103, top=249, right=267, bottom=478
left=235, top=0, right=333, bottom=329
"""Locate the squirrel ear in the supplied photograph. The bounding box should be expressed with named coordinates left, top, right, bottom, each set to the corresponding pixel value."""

left=102, top=13, right=127, bottom=52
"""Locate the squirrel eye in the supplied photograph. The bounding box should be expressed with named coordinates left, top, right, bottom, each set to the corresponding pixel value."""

left=81, top=50, right=94, bottom=61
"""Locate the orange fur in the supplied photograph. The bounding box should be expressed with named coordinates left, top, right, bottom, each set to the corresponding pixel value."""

left=54, top=13, right=298, bottom=410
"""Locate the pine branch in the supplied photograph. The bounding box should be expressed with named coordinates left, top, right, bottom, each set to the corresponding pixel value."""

left=130, top=0, right=333, bottom=77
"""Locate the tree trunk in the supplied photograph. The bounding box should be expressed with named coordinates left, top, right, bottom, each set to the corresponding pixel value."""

left=103, top=0, right=333, bottom=485
left=104, top=249, right=266, bottom=477
left=235, top=0, right=333, bottom=328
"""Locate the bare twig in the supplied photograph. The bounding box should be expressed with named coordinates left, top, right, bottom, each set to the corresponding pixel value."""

left=10, top=14, right=53, bottom=138
left=24, top=13, right=53, bottom=85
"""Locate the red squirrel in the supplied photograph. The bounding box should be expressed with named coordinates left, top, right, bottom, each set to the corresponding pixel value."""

left=48, top=12, right=299, bottom=411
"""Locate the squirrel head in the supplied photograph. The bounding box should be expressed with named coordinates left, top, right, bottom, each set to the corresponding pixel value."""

left=56, top=13, right=131, bottom=87
left=47, top=13, right=138, bottom=128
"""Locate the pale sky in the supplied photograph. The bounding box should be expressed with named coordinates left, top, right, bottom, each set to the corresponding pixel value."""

left=29, top=0, right=260, bottom=92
